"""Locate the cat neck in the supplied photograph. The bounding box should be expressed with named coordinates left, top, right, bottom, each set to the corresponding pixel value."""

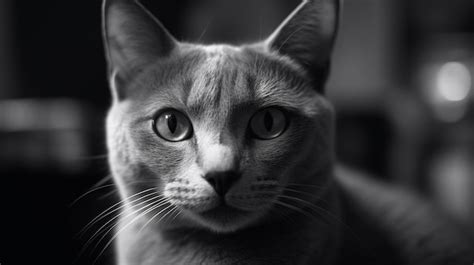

left=117, top=180, right=342, bottom=265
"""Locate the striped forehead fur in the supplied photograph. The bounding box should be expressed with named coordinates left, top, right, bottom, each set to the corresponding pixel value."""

left=186, top=45, right=245, bottom=123
left=129, top=44, right=324, bottom=121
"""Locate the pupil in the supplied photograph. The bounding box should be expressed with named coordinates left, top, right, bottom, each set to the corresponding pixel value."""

left=263, top=112, right=273, bottom=131
left=166, top=114, right=178, bottom=133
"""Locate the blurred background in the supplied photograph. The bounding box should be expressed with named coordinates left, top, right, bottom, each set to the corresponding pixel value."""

left=0, top=0, right=473, bottom=264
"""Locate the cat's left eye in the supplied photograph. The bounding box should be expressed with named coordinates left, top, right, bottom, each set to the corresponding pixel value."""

left=249, top=107, right=288, bottom=140
left=153, top=109, right=193, bottom=142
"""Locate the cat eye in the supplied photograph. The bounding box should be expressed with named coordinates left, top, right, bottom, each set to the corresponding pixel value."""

left=153, top=109, right=193, bottom=142
left=249, top=107, right=288, bottom=140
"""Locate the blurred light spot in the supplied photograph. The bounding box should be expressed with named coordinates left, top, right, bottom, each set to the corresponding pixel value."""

left=436, top=62, right=471, bottom=102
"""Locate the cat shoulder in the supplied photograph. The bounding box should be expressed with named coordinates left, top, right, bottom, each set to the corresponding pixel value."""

left=334, top=165, right=474, bottom=265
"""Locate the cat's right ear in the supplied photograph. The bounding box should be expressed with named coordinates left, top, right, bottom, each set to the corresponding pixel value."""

left=102, top=0, right=178, bottom=100
left=263, top=0, right=340, bottom=91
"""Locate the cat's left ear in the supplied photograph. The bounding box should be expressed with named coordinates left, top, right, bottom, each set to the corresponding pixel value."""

left=102, top=0, right=178, bottom=100
left=264, top=0, right=340, bottom=86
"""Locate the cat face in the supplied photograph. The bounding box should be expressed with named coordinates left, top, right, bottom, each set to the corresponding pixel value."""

left=103, top=0, right=339, bottom=233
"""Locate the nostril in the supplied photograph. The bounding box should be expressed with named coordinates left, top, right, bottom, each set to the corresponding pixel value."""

left=204, top=171, right=241, bottom=197
left=206, top=177, right=217, bottom=191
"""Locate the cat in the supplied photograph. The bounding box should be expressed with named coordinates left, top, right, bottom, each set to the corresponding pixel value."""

left=101, top=0, right=474, bottom=264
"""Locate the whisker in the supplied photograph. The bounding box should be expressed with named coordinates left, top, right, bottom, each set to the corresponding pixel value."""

left=92, top=198, right=170, bottom=264
left=282, top=187, right=331, bottom=205
left=77, top=188, right=158, bottom=238
left=279, top=195, right=333, bottom=219
left=74, top=154, right=109, bottom=161
left=80, top=195, right=165, bottom=258
left=88, top=195, right=166, bottom=249
left=74, top=193, right=163, bottom=264
left=283, top=187, right=317, bottom=197
left=138, top=201, right=175, bottom=234
left=285, top=183, right=327, bottom=189
left=91, top=175, right=113, bottom=189
left=70, top=178, right=160, bottom=207
left=98, top=189, right=118, bottom=200
left=169, top=207, right=182, bottom=223
left=273, top=200, right=316, bottom=220
left=69, top=184, right=116, bottom=207
left=157, top=204, right=179, bottom=224
left=278, top=194, right=355, bottom=234
left=280, top=192, right=368, bottom=252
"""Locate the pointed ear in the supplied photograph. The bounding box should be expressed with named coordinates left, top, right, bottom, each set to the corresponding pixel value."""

left=265, top=0, right=340, bottom=87
left=102, top=0, right=177, bottom=100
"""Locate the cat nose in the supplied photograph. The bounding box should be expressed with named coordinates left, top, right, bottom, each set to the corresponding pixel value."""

left=204, top=171, right=241, bottom=197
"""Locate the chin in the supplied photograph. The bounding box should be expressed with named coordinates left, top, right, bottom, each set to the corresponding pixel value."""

left=185, top=204, right=264, bottom=233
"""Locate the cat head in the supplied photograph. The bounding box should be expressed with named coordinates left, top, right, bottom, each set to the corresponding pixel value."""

left=103, top=0, right=339, bottom=233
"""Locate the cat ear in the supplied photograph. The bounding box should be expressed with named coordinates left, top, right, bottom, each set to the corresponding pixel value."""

left=264, top=0, right=340, bottom=87
left=102, top=0, right=178, bottom=100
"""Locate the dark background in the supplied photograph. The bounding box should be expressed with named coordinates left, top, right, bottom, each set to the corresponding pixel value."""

left=0, top=0, right=473, bottom=264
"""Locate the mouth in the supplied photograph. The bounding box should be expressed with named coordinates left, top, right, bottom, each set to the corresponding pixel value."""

left=196, top=199, right=252, bottom=229
left=201, top=199, right=248, bottom=217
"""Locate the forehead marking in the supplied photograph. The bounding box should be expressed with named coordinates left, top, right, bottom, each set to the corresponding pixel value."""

left=187, top=48, right=225, bottom=107
left=186, top=46, right=251, bottom=122
left=182, top=46, right=320, bottom=120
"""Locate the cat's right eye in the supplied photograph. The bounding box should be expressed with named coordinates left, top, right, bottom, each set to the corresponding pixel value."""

left=249, top=107, right=288, bottom=140
left=152, top=109, right=193, bottom=142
